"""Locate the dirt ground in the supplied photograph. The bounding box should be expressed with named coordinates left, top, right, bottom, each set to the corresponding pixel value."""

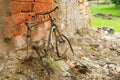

left=0, top=27, right=120, bottom=80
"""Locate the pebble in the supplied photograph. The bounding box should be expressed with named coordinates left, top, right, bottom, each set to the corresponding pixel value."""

left=116, top=66, right=120, bottom=73
left=56, top=60, right=69, bottom=72
left=114, top=32, right=120, bottom=39
left=62, top=72, right=71, bottom=77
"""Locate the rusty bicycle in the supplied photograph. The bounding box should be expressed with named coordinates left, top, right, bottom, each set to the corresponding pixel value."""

left=16, top=6, right=74, bottom=60
left=32, top=6, right=75, bottom=59
left=6, top=6, right=75, bottom=77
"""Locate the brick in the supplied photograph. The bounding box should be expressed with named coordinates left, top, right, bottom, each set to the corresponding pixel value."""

left=20, top=2, right=32, bottom=11
left=10, top=1, right=21, bottom=14
left=35, top=0, right=52, bottom=3
left=12, top=13, right=26, bottom=25
left=8, top=0, right=52, bottom=47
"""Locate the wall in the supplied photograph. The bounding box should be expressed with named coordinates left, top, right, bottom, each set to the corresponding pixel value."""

left=6, top=0, right=90, bottom=48
left=7, top=0, right=52, bottom=47
left=53, top=0, right=90, bottom=37
left=10, top=0, right=52, bottom=25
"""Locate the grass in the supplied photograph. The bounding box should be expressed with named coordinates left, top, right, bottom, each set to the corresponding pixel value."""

left=89, top=4, right=120, bottom=32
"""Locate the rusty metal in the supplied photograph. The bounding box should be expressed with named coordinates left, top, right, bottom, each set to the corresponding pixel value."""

left=15, top=6, right=75, bottom=76
left=32, top=45, right=50, bottom=76
left=33, top=6, right=59, bottom=16
left=33, top=6, right=75, bottom=59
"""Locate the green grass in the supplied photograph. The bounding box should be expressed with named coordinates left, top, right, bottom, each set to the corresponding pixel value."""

left=89, top=5, right=120, bottom=32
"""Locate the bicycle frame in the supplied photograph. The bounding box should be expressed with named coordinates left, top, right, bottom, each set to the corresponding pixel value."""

left=33, top=6, right=75, bottom=58
left=16, top=6, right=74, bottom=59
left=15, top=18, right=51, bottom=54
left=33, top=6, right=60, bottom=48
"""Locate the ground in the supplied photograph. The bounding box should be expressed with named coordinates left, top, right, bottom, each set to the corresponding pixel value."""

left=0, top=27, right=120, bottom=80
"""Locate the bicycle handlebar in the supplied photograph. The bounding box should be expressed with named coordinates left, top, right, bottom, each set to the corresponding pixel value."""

left=33, top=6, right=59, bottom=17
left=15, top=6, right=58, bottom=29
left=15, top=18, right=51, bottom=30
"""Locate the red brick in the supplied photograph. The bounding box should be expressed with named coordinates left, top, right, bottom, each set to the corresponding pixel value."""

left=8, top=0, right=52, bottom=47
left=20, top=2, right=32, bottom=11
left=35, top=0, right=52, bottom=3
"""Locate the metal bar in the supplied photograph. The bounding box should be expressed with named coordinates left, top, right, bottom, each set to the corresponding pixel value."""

left=30, top=18, right=51, bottom=28
left=34, top=6, right=59, bottom=16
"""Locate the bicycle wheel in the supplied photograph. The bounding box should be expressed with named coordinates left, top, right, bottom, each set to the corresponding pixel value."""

left=55, top=34, right=74, bottom=59
left=48, top=27, right=61, bottom=59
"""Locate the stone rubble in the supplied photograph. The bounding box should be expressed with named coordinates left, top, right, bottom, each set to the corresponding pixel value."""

left=1, top=27, right=120, bottom=80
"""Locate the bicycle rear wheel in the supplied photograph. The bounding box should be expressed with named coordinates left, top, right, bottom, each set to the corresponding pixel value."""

left=55, top=34, right=74, bottom=59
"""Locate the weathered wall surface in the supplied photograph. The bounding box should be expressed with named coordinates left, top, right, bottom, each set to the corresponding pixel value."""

left=8, top=0, right=52, bottom=36
left=5, top=0, right=90, bottom=47
left=53, top=0, right=90, bottom=37
left=7, top=0, right=52, bottom=47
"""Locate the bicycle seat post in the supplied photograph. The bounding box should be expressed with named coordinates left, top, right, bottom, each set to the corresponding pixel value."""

left=24, top=21, right=32, bottom=55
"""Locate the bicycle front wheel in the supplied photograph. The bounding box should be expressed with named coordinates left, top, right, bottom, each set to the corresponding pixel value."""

left=56, top=35, right=74, bottom=59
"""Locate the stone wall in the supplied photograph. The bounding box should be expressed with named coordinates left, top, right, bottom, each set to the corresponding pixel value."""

left=53, top=0, right=91, bottom=37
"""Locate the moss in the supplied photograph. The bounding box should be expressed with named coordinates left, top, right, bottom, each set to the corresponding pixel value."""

left=43, top=56, right=55, bottom=73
